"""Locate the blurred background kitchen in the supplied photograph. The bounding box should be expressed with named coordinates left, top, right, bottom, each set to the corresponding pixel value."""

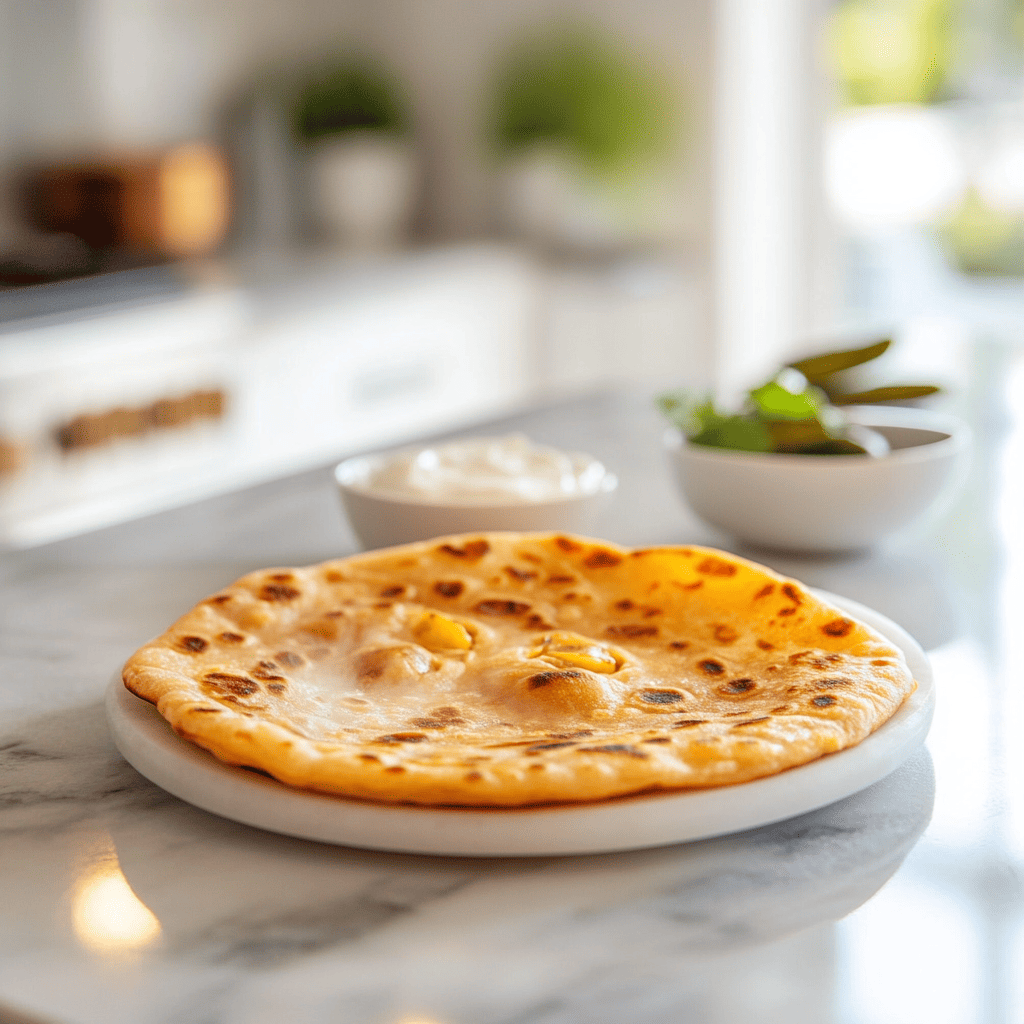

left=1, top=0, right=1021, bottom=549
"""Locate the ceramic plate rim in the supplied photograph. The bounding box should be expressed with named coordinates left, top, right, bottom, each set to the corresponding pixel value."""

left=105, top=591, right=933, bottom=857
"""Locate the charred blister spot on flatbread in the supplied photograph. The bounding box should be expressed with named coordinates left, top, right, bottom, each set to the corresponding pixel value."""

left=643, top=736, right=671, bottom=744
left=815, top=676, right=851, bottom=689
left=699, top=659, right=725, bottom=675
left=527, top=669, right=582, bottom=690
left=781, top=583, right=802, bottom=603
left=810, top=653, right=843, bottom=667
left=545, top=729, right=594, bottom=739
left=269, top=572, right=294, bottom=582
left=430, top=706, right=465, bottom=722
left=505, top=566, right=538, bottom=582
left=615, top=599, right=635, bottom=611
left=639, top=689, right=686, bottom=706
left=606, top=624, right=659, bottom=639
left=439, top=539, right=490, bottom=560
left=178, top=635, right=209, bottom=653
left=375, top=732, right=429, bottom=744
left=697, top=556, right=737, bottom=577
left=486, top=737, right=554, bottom=748
left=518, top=551, right=542, bottom=564
left=756, top=639, right=774, bottom=651
left=207, top=594, right=232, bottom=605
left=731, top=716, right=771, bottom=728
left=203, top=672, right=261, bottom=697
left=578, top=744, right=648, bottom=759
left=303, top=619, right=339, bottom=641
left=474, top=599, right=531, bottom=617
left=358, top=753, right=380, bottom=763
left=266, top=682, right=286, bottom=694
left=771, top=704, right=790, bottom=713
left=519, top=669, right=614, bottom=718
left=260, top=583, right=301, bottom=603
left=251, top=661, right=286, bottom=682
left=524, top=612, right=556, bottom=630
left=218, top=631, right=246, bottom=644
left=753, top=584, right=775, bottom=600
left=584, top=548, right=622, bottom=569
left=672, top=719, right=707, bottom=729
left=713, top=624, right=738, bottom=644
left=465, top=771, right=484, bottom=781
left=274, top=650, right=304, bottom=668
left=526, top=741, right=578, bottom=752
left=385, top=765, right=406, bottom=773
left=669, top=640, right=690, bottom=650
left=380, top=584, right=409, bottom=598
left=548, top=575, right=577, bottom=586
left=720, top=678, right=756, bottom=695
left=822, top=618, right=855, bottom=637
left=324, top=570, right=346, bottom=583
left=641, top=605, right=662, bottom=618
left=812, top=695, right=837, bottom=707
left=434, top=580, right=465, bottom=599
left=415, top=704, right=468, bottom=729
left=554, top=536, right=583, bottom=553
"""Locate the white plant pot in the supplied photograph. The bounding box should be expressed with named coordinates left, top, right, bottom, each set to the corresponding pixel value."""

left=308, top=133, right=416, bottom=250
left=500, top=147, right=672, bottom=256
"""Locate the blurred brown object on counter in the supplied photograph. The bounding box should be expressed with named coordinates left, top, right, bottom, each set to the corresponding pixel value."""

left=54, top=388, right=226, bottom=453
left=0, top=437, right=25, bottom=476
left=23, top=143, right=230, bottom=261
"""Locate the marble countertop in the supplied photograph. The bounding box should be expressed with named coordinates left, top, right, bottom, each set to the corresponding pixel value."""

left=1, top=367, right=1021, bottom=1023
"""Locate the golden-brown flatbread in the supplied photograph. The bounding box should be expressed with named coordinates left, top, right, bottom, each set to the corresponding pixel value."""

left=122, top=534, right=916, bottom=807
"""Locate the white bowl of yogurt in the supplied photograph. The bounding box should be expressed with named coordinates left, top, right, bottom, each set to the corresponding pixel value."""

left=335, top=434, right=618, bottom=549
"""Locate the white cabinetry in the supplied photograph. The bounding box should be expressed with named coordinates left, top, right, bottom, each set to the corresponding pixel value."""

left=0, top=246, right=536, bottom=548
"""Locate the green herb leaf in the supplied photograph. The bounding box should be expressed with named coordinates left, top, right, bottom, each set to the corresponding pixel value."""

left=748, top=380, right=824, bottom=421
left=831, top=385, right=941, bottom=405
left=690, top=413, right=772, bottom=453
left=787, top=339, right=891, bottom=383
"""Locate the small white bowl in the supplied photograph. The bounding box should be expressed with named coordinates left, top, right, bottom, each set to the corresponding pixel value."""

left=335, top=444, right=618, bottom=550
left=666, top=405, right=970, bottom=553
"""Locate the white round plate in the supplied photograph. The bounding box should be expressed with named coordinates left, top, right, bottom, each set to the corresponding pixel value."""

left=106, top=593, right=933, bottom=857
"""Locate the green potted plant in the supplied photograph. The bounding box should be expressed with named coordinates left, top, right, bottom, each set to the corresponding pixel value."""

left=489, top=24, right=677, bottom=253
left=293, top=57, right=415, bottom=249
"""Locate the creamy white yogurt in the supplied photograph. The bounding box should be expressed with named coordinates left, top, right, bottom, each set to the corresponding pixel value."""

left=361, top=434, right=609, bottom=505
